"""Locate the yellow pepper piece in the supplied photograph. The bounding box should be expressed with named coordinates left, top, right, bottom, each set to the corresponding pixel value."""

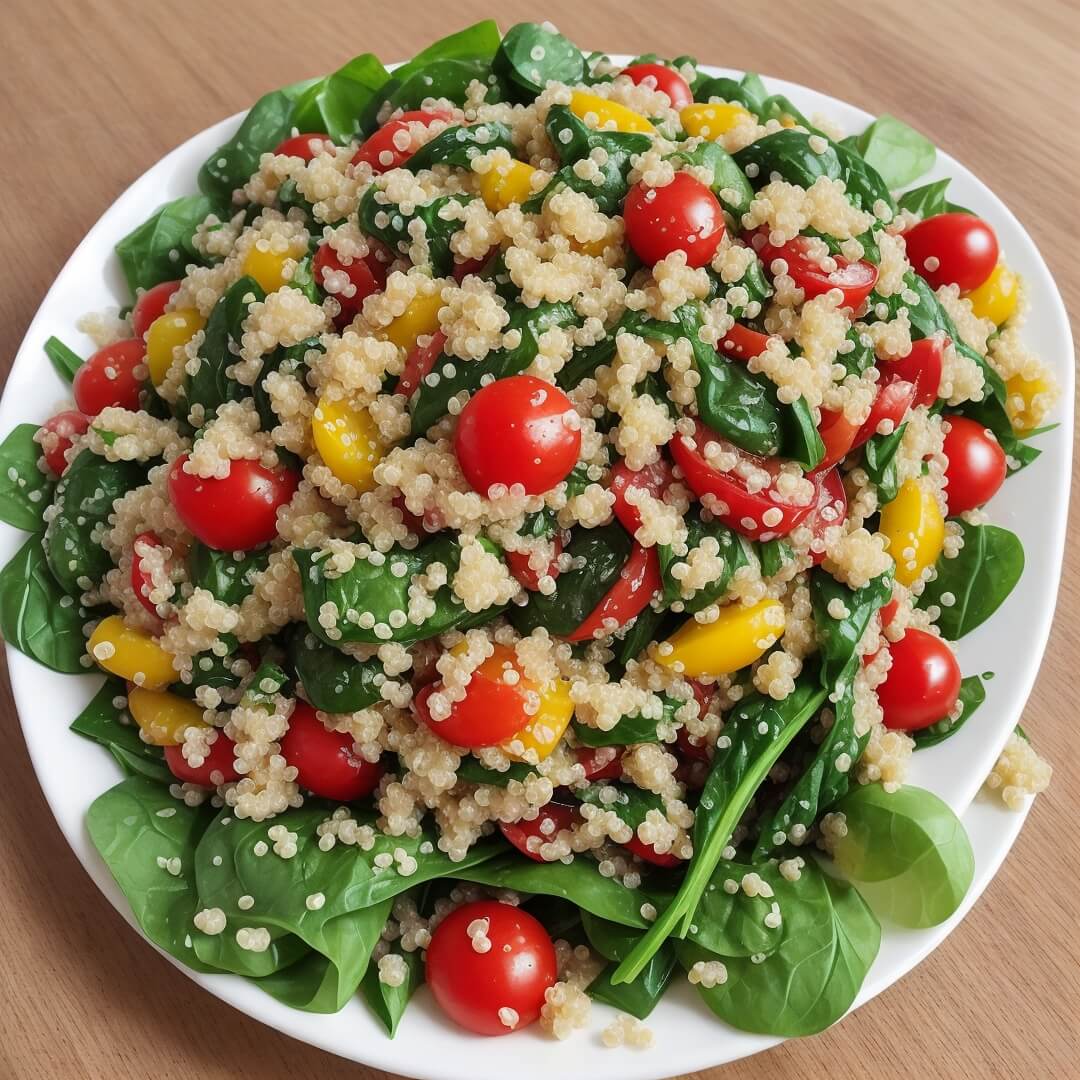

left=127, top=687, right=208, bottom=746
left=680, top=102, right=754, bottom=140
left=145, top=309, right=205, bottom=386
left=1005, top=372, right=1055, bottom=435
left=505, top=677, right=574, bottom=763
left=569, top=91, right=654, bottom=134
left=312, top=396, right=386, bottom=492
left=479, top=159, right=539, bottom=212
left=383, top=292, right=444, bottom=353
left=879, top=478, right=946, bottom=587
left=87, top=615, right=176, bottom=690
left=963, top=263, right=1018, bottom=326
left=241, top=246, right=291, bottom=293
left=655, top=598, right=785, bottom=679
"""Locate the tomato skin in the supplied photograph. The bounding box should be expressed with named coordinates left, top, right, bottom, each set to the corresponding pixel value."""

left=882, top=336, right=945, bottom=409
left=942, top=415, right=1007, bottom=514
left=39, top=410, right=89, bottom=476
left=610, top=457, right=674, bottom=537
left=877, top=628, right=961, bottom=732
left=396, top=329, right=446, bottom=398
left=566, top=542, right=661, bottom=642
left=506, top=533, right=563, bottom=592
left=718, top=321, right=772, bottom=363
left=352, top=110, right=451, bottom=172
left=575, top=745, right=623, bottom=781
left=816, top=408, right=861, bottom=470
left=879, top=596, right=899, bottom=630
left=852, top=377, right=916, bottom=449
left=903, top=213, right=998, bottom=292
left=72, top=339, right=146, bottom=415
left=500, top=802, right=579, bottom=861
left=754, top=231, right=878, bottom=309
left=168, top=454, right=298, bottom=552
left=624, top=173, right=725, bottom=269
left=620, top=62, right=693, bottom=110
left=624, top=834, right=683, bottom=867
left=131, top=531, right=168, bottom=619
left=164, top=732, right=239, bottom=787
left=454, top=375, right=581, bottom=496
left=426, top=901, right=557, bottom=1036
left=452, top=254, right=494, bottom=283
left=280, top=701, right=383, bottom=801
left=273, top=132, right=333, bottom=161
left=804, top=466, right=847, bottom=566
left=313, top=242, right=387, bottom=327
left=131, top=280, right=181, bottom=341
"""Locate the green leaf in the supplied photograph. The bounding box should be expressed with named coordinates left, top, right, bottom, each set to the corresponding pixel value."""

left=897, top=178, right=972, bottom=218
left=758, top=538, right=794, bottom=579
left=253, top=338, right=320, bottom=432
left=44, top=336, right=83, bottom=383
left=571, top=694, right=678, bottom=748
left=914, top=674, right=987, bottom=749
left=188, top=542, right=270, bottom=606
left=455, top=757, right=539, bottom=786
left=658, top=506, right=755, bottom=613
left=695, top=72, right=768, bottom=115
left=578, top=782, right=666, bottom=835
left=360, top=943, right=423, bottom=1035
left=404, top=121, right=514, bottom=171
left=494, top=22, right=586, bottom=99
left=287, top=626, right=385, bottom=714
left=670, top=141, right=754, bottom=218
left=862, top=422, right=907, bottom=503
left=289, top=53, right=392, bottom=143
left=686, top=860, right=784, bottom=958
left=588, top=951, right=677, bottom=1020
left=358, top=187, right=474, bottom=277
left=0, top=423, right=53, bottom=530
left=70, top=678, right=171, bottom=783
left=850, top=114, right=935, bottom=190
left=832, top=783, right=974, bottom=928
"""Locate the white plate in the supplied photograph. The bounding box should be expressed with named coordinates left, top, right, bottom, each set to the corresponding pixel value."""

left=0, top=61, right=1072, bottom=1080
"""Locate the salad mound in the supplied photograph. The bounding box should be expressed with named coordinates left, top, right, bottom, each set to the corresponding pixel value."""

left=0, top=19, right=1056, bottom=1046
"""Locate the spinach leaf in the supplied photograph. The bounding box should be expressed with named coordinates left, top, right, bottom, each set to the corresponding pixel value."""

left=897, top=177, right=972, bottom=218
left=572, top=694, right=678, bottom=748
left=831, top=783, right=974, bottom=928
left=916, top=521, right=1023, bottom=639
left=70, top=678, right=171, bottom=783
left=254, top=337, right=320, bottom=432
left=670, top=141, right=754, bottom=218
left=914, top=674, right=986, bottom=749
left=379, top=59, right=501, bottom=121
left=848, top=114, right=935, bottom=190
left=188, top=543, right=270, bottom=605
left=44, top=335, right=83, bottom=383
left=686, top=860, right=785, bottom=958
left=759, top=538, right=794, bottom=578
left=589, top=951, right=677, bottom=1020
left=172, top=649, right=251, bottom=702
left=696, top=72, right=768, bottom=114
left=555, top=308, right=656, bottom=391
left=358, top=187, right=473, bottom=277
left=862, top=422, right=907, bottom=503
left=455, top=757, right=538, bottom=786
left=360, top=942, right=423, bottom=1035
left=577, top=782, right=666, bottom=835
left=287, top=627, right=385, bottom=714
left=404, top=121, right=514, bottom=171
left=609, top=604, right=676, bottom=674
left=494, top=22, right=586, bottom=99
left=0, top=423, right=53, bottom=530
left=706, top=256, right=772, bottom=317
left=658, top=506, right=755, bottom=613
left=289, top=53, right=391, bottom=143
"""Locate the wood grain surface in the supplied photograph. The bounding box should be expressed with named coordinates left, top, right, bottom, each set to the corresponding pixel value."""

left=0, top=2, right=1076, bottom=1077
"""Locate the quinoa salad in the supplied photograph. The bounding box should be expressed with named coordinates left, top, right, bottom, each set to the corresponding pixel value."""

left=0, top=20, right=1058, bottom=1048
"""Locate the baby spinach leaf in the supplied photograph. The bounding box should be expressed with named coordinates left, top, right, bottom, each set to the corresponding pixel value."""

left=862, top=422, right=907, bottom=503
left=848, top=114, right=935, bottom=190
left=44, top=335, right=83, bottom=383
left=916, top=521, right=1024, bottom=639
left=759, top=538, right=794, bottom=579
left=188, top=543, right=270, bottom=606
left=670, top=141, right=755, bottom=218
left=696, top=72, right=768, bottom=114
left=556, top=308, right=657, bottom=391
left=359, top=187, right=473, bottom=277
left=404, top=121, right=514, bottom=171
left=578, top=782, right=665, bottom=835
left=658, top=506, right=755, bottom=613
left=687, top=860, right=784, bottom=958
left=706, top=257, right=772, bottom=317
left=782, top=397, right=827, bottom=471
left=896, top=177, right=972, bottom=218
left=172, top=649, right=250, bottom=702
left=572, top=694, right=679, bottom=748
left=380, top=58, right=501, bottom=121
left=609, top=604, right=677, bottom=674
left=494, top=22, right=586, bottom=99
left=831, top=783, right=974, bottom=928
left=589, top=950, right=677, bottom=1020
left=0, top=423, right=53, bottom=530
left=360, top=941, right=423, bottom=1035
left=289, top=53, right=391, bottom=143
left=914, top=673, right=986, bottom=749
left=455, top=757, right=538, bottom=786
left=287, top=627, right=385, bottom=714
left=254, top=337, right=320, bottom=433
left=70, top=677, right=171, bottom=783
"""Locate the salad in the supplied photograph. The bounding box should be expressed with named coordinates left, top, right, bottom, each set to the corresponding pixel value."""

left=0, top=19, right=1057, bottom=1049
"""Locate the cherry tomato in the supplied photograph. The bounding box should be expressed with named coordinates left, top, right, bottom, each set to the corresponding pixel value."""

left=500, top=801, right=579, bottom=862
left=670, top=421, right=819, bottom=541
left=391, top=492, right=427, bottom=535
left=454, top=375, right=581, bottom=496
left=352, top=109, right=451, bottom=173
left=619, top=62, right=693, bottom=110
left=877, top=628, right=961, bottom=732
left=280, top=700, right=383, bottom=801
left=753, top=231, right=878, bottom=309
left=624, top=834, right=683, bottom=867
left=131, top=280, right=181, bottom=341
left=624, top=172, right=725, bottom=269
left=852, top=377, right=916, bottom=449
left=506, top=533, right=563, bottom=592
left=881, top=336, right=945, bottom=409
left=942, top=415, right=1007, bottom=514
left=903, top=213, right=998, bottom=292
left=426, top=900, right=557, bottom=1036
left=576, top=745, right=623, bottom=781
left=38, top=410, right=89, bottom=476
left=72, top=339, right=146, bottom=415
left=131, top=531, right=168, bottom=619
left=164, top=732, right=239, bottom=787
left=676, top=687, right=713, bottom=763
left=610, top=457, right=674, bottom=537
left=718, top=321, right=772, bottom=363
left=880, top=596, right=899, bottom=630
left=452, top=253, right=494, bottom=283
left=567, top=542, right=661, bottom=642
left=273, top=132, right=333, bottom=161
left=804, top=466, right=847, bottom=566
left=313, top=241, right=387, bottom=326
left=168, top=454, right=298, bottom=552
left=816, top=408, right=861, bottom=470
left=396, top=329, right=447, bottom=399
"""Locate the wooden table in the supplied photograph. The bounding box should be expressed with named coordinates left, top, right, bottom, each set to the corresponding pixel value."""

left=1, top=1, right=1076, bottom=1076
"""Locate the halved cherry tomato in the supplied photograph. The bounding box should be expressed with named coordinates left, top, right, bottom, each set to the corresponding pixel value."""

left=72, top=339, right=146, bottom=415
left=391, top=492, right=427, bottom=534
left=671, top=421, right=818, bottom=541
left=877, top=628, right=961, bottom=732
left=816, top=408, right=861, bottom=470
left=164, top=732, right=239, bottom=787
left=852, top=377, right=916, bottom=449
left=804, top=466, right=847, bottom=565
left=168, top=454, right=298, bottom=552
left=452, top=254, right=494, bottom=283
left=718, top=321, right=772, bottom=363
left=880, top=596, right=899, bottom=630
left=500, top=801, right=579, bottom=862
left=352, top=109, right=451, bottom=172
left=903, top=213, right=998, bottom=292
left=426, top=900, right=557, bottom=1035
left=575, top=745, right=623, bottom=781
left=942, top=415, right=1007, bottom=513
left=880, top=336, right=945, bottom=409
left=131, top=531, right=168, bottom=619
left=566, top=542, right=661, bottom=642
left=396, top=329, right=447, bottom=398
left=610, top=457, right=674, bottom=536
left=506, top=533, right=563, bottom=592
left=280, top=700, right=383, bottom=801
left=273, top=132, right=333, bottom=161
left=313, top=241, right=387, bottom=327
left=38, top=410, right=89, bottom=476
left=624, top=834, right=683, bottom=867
left=624, top=172, right=725, bottom=268
left=753, top=231, right=878, bottom=309
left=131, top=280, right=181, bottom=341
left=455, top=375, right=581, bottom=496
left=619, top=62, right=693, bottom=110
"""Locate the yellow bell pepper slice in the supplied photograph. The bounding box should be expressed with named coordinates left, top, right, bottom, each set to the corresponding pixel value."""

left=87, top=615, right=176, bottom=690
left=569, top=91, right=654, bottom=134
left=145, top=309, right=205, bottom=386
left=312, top=397, right=386, bottom=492
left=241, top=246, right=292, bottom=293
left=1005, top=372, right=1055, bottom=435
left=479, top=159, right=539, bottom=211
left=655, top=598, right=785, bottom=678
left=879, top=478, right=945, bottom=587
left=505, top=677, right=574, bottom=763
left=680, top=103, right=754, bottom=140
left=964, top=263, right=1018, bottom=326
left=383, top=292, right=444, bottom=353
left=128, top=687, right=208, bottom=746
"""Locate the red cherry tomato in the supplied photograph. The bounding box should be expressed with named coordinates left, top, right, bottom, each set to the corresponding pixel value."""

left=38, top=410, right=89, bottom=476
left=903, top=213, right=998, bottom=292
left=676, top=687, right=713, bottom=764
left=391, top=492, right=427, bottom=534
left=753, top=231, right=878, bottom=309
left=273, top=132, right=333, bottom=161
left=500, top=801, right=579, bottom=862
left=426, top=900, right=557, bottom=1036
left=619, top=62, right=693, bottom=110
left=880, top=336, right=945, bottom=409
left=718, top=321, right=772, bottom=363
left=610, top=457, right=674, bottom=537
left=803, top=466, right=847, bottom=566
left=877, top=628, right=962, bottom=732
left=72, top=339, right=146, bottom=415
left=352, top=110, right=452, bottom=173
left=575, top=745, right=623, bottom=781
left=131, top=280, right=181, bottom=341
left=879, top=596, right=899, bottom=630
left=452, top=253, right=494, bottom=283
left=506, top=533, right=563, bottom=592
left=168, top=454, right=298, bottom=552
left=566, top=542, right=661, bottom=642
left=396, top=329, right=447, bottom=399
left=624, top=834, right=683, bottom=867
left=671, top=421, right=819, bottom=541
left=280, top=700, right=383, bottom=801
left=942, top=415, right=1007, bottom=514
left=131, top=531, right=168, bottom=619
left=313, top=242, right=387, bottom=327
left=852, top=377, right=916, bottom=450
left=164, top=732, right=239, bottom=787
left=455, top=375, right=581, bottom=496
left=624, top=173, right=725, bottom=269
left=816, top=408, right=861, bottom=470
